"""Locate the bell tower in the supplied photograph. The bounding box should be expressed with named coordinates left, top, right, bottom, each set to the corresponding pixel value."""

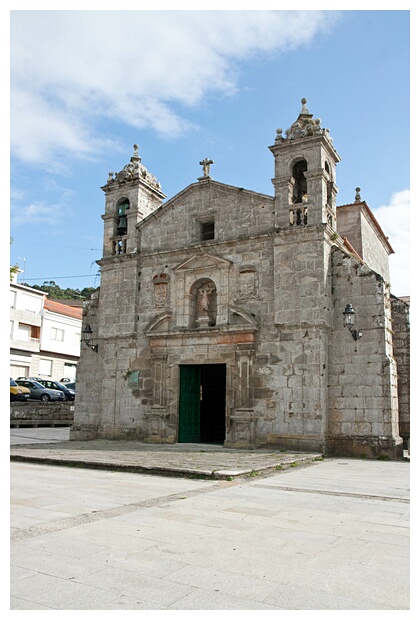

left=101, top=144, right=166, bottom=257
left=269, top=98, right=340, bottom=232
left=269, top=100, right=341, bottom=453
left=96, top=146, right=166, bottom=341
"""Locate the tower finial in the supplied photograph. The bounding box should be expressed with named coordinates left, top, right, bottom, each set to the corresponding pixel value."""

left=355, top=187, right=361, bottom=202
left=130, top=144, right=141, bottom=164
left=301, top=98, right=309, bottom=114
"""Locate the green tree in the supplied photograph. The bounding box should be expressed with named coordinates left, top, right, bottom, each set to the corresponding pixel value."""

left=23, top=281, right=98, bottom=300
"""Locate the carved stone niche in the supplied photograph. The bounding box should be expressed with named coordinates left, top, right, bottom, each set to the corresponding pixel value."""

left=225, top=409, right=258, bottom=449
left=194, top=279, right=217, bottom=328
left=173, top=253, right=232, bottom=328
left=144, top=406, right=171, bottom=444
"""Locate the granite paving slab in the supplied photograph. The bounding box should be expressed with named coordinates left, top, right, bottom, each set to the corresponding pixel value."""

left=10, top=439, right=323, bottom=479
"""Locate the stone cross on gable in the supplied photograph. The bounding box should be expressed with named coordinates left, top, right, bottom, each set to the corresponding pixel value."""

left=199, top=158, right=214, bottom=178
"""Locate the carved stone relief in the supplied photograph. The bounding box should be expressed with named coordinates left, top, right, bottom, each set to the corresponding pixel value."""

left=153, top=274, right=169, bottom=307
left=239, top=268, right=258, bottom=299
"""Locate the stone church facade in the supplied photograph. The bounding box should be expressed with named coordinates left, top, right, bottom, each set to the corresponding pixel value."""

left=71, top=99, right=409, bottom=458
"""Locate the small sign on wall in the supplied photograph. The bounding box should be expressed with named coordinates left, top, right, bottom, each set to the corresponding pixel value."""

left=127, top=370, right=140, bottom=388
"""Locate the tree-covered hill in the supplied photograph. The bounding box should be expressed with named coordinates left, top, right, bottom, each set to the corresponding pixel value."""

left=22, top=280, right=98, bottom=300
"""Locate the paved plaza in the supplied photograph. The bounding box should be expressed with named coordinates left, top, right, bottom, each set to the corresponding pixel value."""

left=10, top=429, right=410, bottom=610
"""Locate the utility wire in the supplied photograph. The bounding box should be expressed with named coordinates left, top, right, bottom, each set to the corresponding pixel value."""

left=14, top=242, right=102, bottom=251
left=21, top=274, right=100, bottom=281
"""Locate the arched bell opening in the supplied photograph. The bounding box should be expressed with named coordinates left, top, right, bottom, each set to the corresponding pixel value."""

left=292, top=159, right=308, bottom=204
left=116, top=198, right=130, bottom=235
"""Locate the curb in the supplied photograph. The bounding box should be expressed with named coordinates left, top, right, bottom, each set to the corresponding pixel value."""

left=10, top=453, right=323, bottom=480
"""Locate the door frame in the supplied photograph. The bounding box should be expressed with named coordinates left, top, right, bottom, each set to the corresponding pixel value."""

left=178, top=363, right=226, bottom=444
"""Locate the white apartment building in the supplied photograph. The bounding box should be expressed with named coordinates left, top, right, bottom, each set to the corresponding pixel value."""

left=10, top=273, right=82, bottom=381
left=40, top=299, right=82, bottom=381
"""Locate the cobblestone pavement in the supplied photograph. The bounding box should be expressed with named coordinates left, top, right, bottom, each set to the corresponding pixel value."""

left=10, top=435, right=322, bottom=479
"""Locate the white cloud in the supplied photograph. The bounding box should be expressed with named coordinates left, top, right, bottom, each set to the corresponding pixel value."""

left=11, top=201, right=58, bottom=226
left=10, top=10, right=338, bottom=166
left=373, top=189, right=410, bottom=297
left=11, top=195, right=74, bottom=227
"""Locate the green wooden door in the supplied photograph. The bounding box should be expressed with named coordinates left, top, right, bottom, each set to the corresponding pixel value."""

left=178, top=365, right=201, bottom=442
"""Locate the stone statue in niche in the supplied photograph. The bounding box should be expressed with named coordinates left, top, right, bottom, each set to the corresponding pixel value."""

left=197, top=283, right=215, bottom=315
left=196, top=282, right=216, bottom=327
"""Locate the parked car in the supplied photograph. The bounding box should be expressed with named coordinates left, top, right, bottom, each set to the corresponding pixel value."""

left=36, top=380, right=75, bottom=401
left=66, top=382, right=76, bottom=391
left=10, top=378, right=30, bottom=402
left=15, top=380, right=65, bottom=402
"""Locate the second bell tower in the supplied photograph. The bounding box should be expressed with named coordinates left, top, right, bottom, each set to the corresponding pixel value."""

left=269, top=98, right=340, bottom=232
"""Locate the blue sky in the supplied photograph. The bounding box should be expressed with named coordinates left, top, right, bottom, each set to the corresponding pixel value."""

left=8, top=8, right=410, bottom=296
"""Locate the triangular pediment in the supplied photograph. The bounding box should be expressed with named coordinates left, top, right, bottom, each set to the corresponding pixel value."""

left=165, top=179, right=273, bottom=206
left=174, top=253, right=232, bottom=272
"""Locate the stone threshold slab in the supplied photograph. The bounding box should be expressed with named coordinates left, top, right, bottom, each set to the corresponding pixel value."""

left=10, top=443, right=323, bottom=480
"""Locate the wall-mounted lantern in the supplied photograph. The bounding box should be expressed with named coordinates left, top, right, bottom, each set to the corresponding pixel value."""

left=343, top=304, right=362, bottom=341
left=82, top=324, right=99, bottom=352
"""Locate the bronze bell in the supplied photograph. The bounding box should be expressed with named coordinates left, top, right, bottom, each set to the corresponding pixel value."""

left=117, top=216, right=127, bottom=234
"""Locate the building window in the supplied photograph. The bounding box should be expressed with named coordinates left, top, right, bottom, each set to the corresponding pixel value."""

left=201, top=220, right=215, bottom=241
left=39, top=359, right=53, bottom=376
left=10, top=364, right=29, bottom=379
left=64, top=362, right=77, bottom=381
left=17, top=323, right=31, bottom=341
left=21, top=293, right=42, bottom=314
left=51, top=327, right=65, bottom=341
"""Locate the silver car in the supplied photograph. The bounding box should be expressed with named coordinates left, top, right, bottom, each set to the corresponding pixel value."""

left=16, top=380, right=65, bottom=402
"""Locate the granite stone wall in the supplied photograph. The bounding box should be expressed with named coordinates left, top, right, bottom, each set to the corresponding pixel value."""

left=391, top=295, right=410, bottom=444
left=327, top=247, right=402, bottom=458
